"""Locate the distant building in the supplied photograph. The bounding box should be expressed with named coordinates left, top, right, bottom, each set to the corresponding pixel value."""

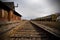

left=32, top=13, right=60, bottom=21
left=57, top=16, right=60, bottom=22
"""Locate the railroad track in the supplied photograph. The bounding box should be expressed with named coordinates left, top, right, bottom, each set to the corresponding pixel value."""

left=0, top=21, right=60, bottom=40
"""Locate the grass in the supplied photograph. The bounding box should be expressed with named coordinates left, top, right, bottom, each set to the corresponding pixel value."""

left=34, top=21, right=60, bottom=31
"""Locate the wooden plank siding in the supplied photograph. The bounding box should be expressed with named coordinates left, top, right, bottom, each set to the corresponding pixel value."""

left=0, top=9, right=8, bottom=21
left=4, top=9, right=8, bottom=21
left=0, top=9, right=21, bottom=22
left=8, top=10, right=13, bottom=21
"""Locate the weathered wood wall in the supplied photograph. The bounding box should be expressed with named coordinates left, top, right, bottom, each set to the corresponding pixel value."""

left=0, top=9, right=21, bottom=22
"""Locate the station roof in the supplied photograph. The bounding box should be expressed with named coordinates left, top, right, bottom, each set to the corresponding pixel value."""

left=3, top=2, right=15, bottom=10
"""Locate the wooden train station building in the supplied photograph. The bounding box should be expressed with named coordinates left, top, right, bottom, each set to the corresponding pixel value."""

left=0, top=1, right=22, bottom=22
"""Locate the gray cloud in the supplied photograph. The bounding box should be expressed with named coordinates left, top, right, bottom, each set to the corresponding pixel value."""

left=15, top=0, right=59, bottom=20
left=1, top=0, right=59, bottom=20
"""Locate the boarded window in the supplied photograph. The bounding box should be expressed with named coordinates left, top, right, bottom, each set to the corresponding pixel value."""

left=4, top=10, right=8, bottom=19
left=1, top=9, right=5, bottom=18
left=0, top=9, right=2, bottom=18
left=0, top=8, right=2, bottom=18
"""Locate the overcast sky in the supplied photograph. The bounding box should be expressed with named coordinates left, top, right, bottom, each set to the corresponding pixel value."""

left=1, top=0, right=60, bottom=20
